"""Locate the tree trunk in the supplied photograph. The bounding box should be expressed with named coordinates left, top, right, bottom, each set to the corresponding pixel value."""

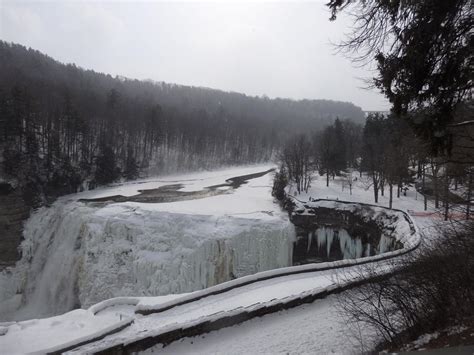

left=373, top=175, right=379, bottom=203
left=444, top=172, right=449, bottom=221
left=434, top=174, right=439, bottom=208
left=326, top=169, right=329, bottom=187
left=466, top=169, right=472, bottom=220
left=380, top=176, right=385, bottom=197
left=422, top=164, right=427, bottom=211
left=417, top=160, right=422, bottom=179
left=389, top=183, right=393, bottom=209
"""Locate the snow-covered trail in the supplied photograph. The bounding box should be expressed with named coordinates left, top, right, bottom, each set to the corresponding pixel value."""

left=0, top=258, right=388, bottom=354
left=68, top=262, right=389, bottom=354
left=146, top=293, right=376, bottom=355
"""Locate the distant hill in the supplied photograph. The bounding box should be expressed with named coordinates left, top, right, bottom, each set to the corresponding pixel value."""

left=0, top=41, right=364, bottom=203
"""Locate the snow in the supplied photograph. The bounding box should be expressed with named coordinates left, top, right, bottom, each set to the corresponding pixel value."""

left=142, top=293, right=378, bottom=355
left=400, top=324, right=470, bottom=352
left=292, top=173, right=425, bottom=213
left=68, top=263, right=390, bottom=354
left=0, top=309, right=132, bottom=355
left=290, top=173, right=439, bottom=240
left=0, top=168, right=434, bottom=354
left=75, top=164, right=275, bottom=200
left=1, top=263, right=380, bottom=354
left=0, top=294, right=190, bottom=354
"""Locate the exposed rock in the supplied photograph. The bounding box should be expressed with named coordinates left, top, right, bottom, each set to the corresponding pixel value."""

left=0, top=183, right=30, bottom=269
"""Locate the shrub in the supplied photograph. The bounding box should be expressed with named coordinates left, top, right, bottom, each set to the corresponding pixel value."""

left=337, top=221, right=474, bottom=349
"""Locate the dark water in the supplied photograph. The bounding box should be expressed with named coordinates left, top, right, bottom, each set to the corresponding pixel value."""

left=80, top=168, right=274, bottom=205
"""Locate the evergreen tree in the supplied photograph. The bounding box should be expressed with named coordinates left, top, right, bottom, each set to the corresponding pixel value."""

left=95, top=144, right=120, bottom=185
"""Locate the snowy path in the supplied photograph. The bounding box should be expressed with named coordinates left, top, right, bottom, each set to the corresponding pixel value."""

left=0, top=262, right=372, bottom=354
left=144, top=293, right=377, bottom=355
left=69, top=263, right=383, bottom=354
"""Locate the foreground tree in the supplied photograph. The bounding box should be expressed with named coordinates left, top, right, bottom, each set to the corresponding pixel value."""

left=327, top=0, right=473, bottom=154
left=328, top=1, right=474, bottom=347
left=338, top=221, right=474, bottom=349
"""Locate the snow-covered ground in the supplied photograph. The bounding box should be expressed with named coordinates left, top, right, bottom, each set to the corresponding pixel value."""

left=290, top=173, right=439, bottom=237
left=144, top=293, right=378, bottom=355
left=0, top=168, right=439, bottom=354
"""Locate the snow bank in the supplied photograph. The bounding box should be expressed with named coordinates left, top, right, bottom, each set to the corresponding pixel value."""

left=69, top=264, right=394, bottom=354
left=0, top=308, right=132, bottom=355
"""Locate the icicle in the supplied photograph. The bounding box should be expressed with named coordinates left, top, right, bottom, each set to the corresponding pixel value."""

left=365, top=243, right=371, bottom=257
left=355, top=238, right=363, bottom=258
left=326, top=228, right=334, bottom=257
left=316, top=228, right=326, bottom=250
left=337, top=229, right=350, bottom=259
left=338, top=229, right=348, bottom=258
left=307, top=231, right=313, bottom=253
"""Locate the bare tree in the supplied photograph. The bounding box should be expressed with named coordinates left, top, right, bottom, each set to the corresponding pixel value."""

left=338, top=221, right=474, bottom=349
left=281, top=134, right=314, bottom=194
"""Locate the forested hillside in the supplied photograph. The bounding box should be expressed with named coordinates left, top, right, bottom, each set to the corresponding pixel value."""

left=0, top=41, right=364, bottom=205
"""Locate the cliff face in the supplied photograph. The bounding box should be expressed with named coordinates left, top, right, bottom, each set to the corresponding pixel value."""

left=0, top=183, right=30, bottom=269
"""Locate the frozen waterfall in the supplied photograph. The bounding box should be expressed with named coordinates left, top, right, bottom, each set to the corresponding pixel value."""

left=0, top=200, right=294, bottom=321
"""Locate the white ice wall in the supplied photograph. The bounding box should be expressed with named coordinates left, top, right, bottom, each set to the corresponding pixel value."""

left=0, top=200, right=293, bottom=321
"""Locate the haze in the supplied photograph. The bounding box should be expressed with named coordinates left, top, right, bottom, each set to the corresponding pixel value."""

left=0, top=0, right=389, bottom=111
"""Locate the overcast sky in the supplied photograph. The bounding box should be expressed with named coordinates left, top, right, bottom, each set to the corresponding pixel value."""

left=0, top=0, right=389, bottom=111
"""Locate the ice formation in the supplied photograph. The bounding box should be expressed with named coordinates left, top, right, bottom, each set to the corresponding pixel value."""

left=0, top=199, right=293, bottom=321
left=313, top=227, right=364, bottom=259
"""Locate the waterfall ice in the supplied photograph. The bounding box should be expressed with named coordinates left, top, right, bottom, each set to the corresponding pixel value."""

left=377, top=234, right=395, bottom=254
left=313, top=227, right=365, bottom=259
left=0, top=200, right=294, bottom=321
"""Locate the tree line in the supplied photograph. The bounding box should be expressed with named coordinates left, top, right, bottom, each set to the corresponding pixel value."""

left=276, top=111, right=473, bottom=218
left=0, top=41, right=365, bottom=206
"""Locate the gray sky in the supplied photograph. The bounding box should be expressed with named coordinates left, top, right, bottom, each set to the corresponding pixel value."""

left=0, top=0, right=389, bottom=111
